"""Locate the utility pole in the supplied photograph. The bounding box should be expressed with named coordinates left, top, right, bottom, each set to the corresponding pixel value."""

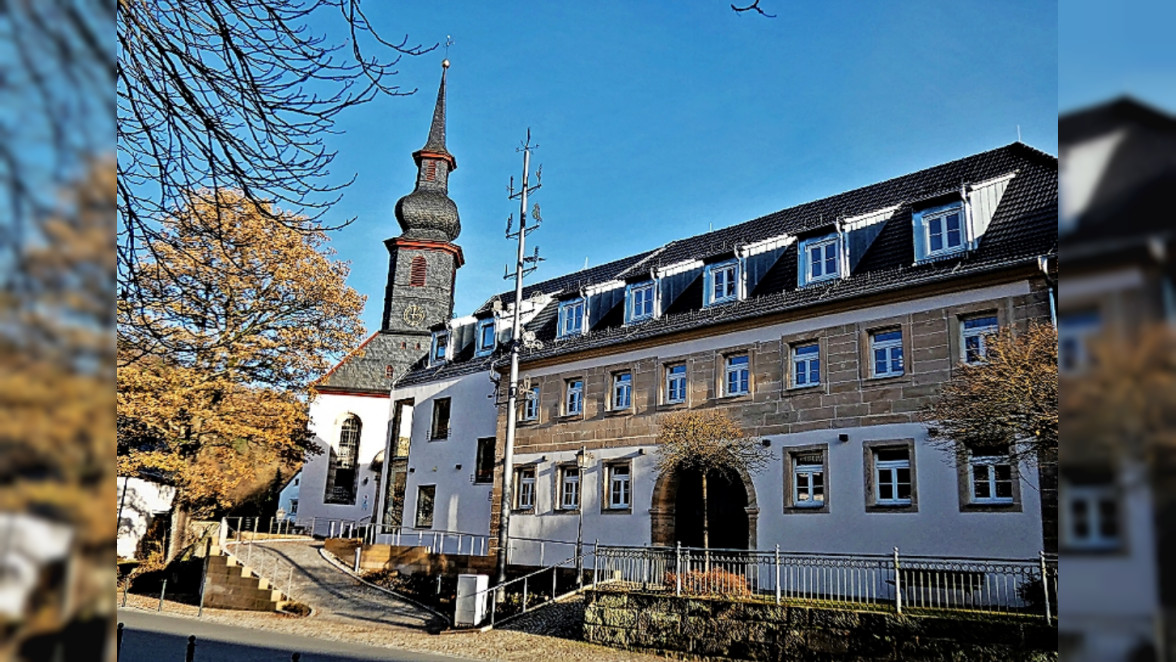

left=495, top=130, right=544, bottom=585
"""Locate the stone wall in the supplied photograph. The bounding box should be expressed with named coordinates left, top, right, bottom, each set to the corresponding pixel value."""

left=583, top=589, right=1057, bottom=662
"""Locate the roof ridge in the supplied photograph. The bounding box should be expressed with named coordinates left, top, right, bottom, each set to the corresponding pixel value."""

left=311, top=330, right=381, bottom=388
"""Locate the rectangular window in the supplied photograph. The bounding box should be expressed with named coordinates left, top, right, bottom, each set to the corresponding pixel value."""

left=725, top=354, right=750, bottom=396
left=522, top=385, right=540, bottom=421
left=793, top=451, right=825, bottom=508
left=559, top=466, right=581, bottom=510
left=474, top=437, right=496, bottom=484
left=804, top=236, right=840, bottom=283
left=431, top=331, right=448, bottom=363
left=612, top=372, right=632, bottom=410
left=1065, top=483, right=1121, bottom=551
left=705, top=261, right=739, bottom=306
left=476, top=319, right=496, bottom=355
left=1059, top=309, right=1101, bottom=374
left=665, top=364, right=687, bottom=404
left=870, top=329, right=904, bottom=378
left=558, top=299, right=585, bottom=338
left=961, top=315, right=998, bottom=364
left=415, top=485, right=436, bottom=528
left=606, top=463, right=631, bottom=510
left=874, top=447, right=912, bottom=506
left=289, top=499, right=298, bottom=515
left=514, top=467, right=536, bottom=510
left=925, top=207, right=965, bottom=256
left=792, top=343, right=820, bottom=387
left=565, top=379, right=583, bottom=415
left=430, top=398, right=451, bottom=439
left=970, top=454, right=1014, bottom=504
left=627, top=281, right=656, bottom=322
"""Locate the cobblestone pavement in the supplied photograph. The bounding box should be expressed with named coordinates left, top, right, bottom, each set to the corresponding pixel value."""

left=224, top=539, right=446, bottom=631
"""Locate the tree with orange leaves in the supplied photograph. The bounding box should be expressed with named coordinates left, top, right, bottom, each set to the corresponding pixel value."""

left=117, top=191, right=366, bottom=517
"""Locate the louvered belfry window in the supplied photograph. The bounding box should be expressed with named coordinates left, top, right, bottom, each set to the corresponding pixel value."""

left=409, top=255, right=427, bottom=286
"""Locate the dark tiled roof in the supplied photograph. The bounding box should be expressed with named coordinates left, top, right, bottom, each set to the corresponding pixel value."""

left=315, top=332, right=402, bottom=395
left=400, top=142, right=1057, bottom=383
left=472, top=251, right=655, bottom=314
left=1060, top=97, right=1176, bottom=145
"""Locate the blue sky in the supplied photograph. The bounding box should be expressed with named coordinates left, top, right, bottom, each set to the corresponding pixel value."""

left=1060, top=0, right=1176, bottom=112
left=317, top=2, right=1057, bottom=333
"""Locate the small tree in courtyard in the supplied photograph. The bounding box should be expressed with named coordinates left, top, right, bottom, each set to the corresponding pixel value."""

left=656, top=410, right=772, bottom=550
left=921, top=322, right=1058, bottom=467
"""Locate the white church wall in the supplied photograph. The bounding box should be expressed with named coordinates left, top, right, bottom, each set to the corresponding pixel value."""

left=297, top=391, right=394, bottom=534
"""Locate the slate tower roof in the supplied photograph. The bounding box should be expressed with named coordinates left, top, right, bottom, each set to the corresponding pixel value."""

left=395, top=61, right=461, bottom=243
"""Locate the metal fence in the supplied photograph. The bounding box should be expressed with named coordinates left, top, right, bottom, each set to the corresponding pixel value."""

left=593, top=544, right=1057, bottom=621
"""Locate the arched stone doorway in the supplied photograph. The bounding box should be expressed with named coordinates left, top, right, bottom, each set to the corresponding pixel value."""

left=650, top=466, right=759, bottom=549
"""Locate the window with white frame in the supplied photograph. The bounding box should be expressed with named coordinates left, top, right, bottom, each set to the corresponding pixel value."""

left=961, top=315, right=998, bottom=364
left=626, top=281, right=656, bottom=323
left=970, top=453, right=1014, bottom=504
left=431, top=330, right=448, bottom=363
left=870, top=329, right=904, bottom=378
left=565, top=378, right=584, bottom=415
left=1059, top=309, right=1101, bottom=374
left=521, top=385, right=539, bottom=421
left=705, top=261, right=739, bottom=307
left=476, top=318, right=496, bottom=355
left=558, top=466, right=580, bottom=510
left=801, top=235, right=841, bottom=285
left=792, top=343, right=820, bottom=387
left=514, top=467, right=536, bottom=510
left=724, top=354, right=750, bottom=396
left=664, top=364, right=687, bottom=404
left=429, top=397, right=451, bottom=440
left=612, top=372, right=632, bottom=410
left=558, top=299, right=586, bottom=338
left=606, top=463, right=631, bottom=510
left=792, top=451, right=825, bottom=508
left=1064, top=482, right=1120, bottom=551
left=873, top=447, right=912, bottom=506
left=922, top=205, right=966, bottom=257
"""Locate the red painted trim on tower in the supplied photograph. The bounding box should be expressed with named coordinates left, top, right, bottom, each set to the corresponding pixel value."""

left=386, top=237, right=465, bottom=268
left=412, top=150, right=457, bottom=170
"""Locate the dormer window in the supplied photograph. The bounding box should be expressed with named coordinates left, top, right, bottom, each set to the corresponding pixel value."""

left=430, top=330, right=448, bottom=364
left=914, top=203, right=968, bottom=262
left=558, top=298, right=586, bottom=338
left=476, top=318, right=496, bottom=356
left=799, top=234, right=842, bottom=286
left=625, top=281, right=656, bottom=323
left=704, top=260, right=739, bottom=307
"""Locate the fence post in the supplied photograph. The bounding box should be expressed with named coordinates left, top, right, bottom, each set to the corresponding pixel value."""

left=1039, top=551, right=1052, bottom=624
left=775, top=545, right=781, bottom=605
left=292, top=654, right=301, bottom=662
left=185, top=635, right=195, bottom=662
left=116, top=622, right=123, bottom=657
left=198, top=538, right=211, bottom=618
left=675, top=542, right=682, bottom=597
left=157, top=579, right=167, bottom=611
left=523, top=576, right=529, bottom=613
left=593, top=539, right=600, bottom=590
left=253, top=516, right=259, bottom=540
left=353, top=546, right=362, bottom=573
left=540, top=541, right=545, bottom=566
left=892, top=547, right=902, bottom=615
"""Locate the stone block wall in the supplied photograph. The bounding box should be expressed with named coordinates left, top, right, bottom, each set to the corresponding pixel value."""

left=583, top=589, right=1057, bottom=661
left=201, top=554, right=285, bottom=611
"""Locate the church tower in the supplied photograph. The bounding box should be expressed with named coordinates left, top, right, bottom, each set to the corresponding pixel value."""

left=381, top=59, right=464, bottom=338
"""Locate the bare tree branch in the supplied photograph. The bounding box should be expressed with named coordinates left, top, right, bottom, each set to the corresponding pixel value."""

left=731, top=1, right=776, bottom=18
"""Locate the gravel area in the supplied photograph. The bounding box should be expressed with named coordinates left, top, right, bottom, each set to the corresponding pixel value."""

left=119, top=541, right=666, bottom=662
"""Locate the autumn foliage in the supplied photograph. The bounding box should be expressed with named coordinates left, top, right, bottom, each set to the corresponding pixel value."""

left=117, top=191, right=366, bottom=515
left=921, top=322, right=1058, bottom=465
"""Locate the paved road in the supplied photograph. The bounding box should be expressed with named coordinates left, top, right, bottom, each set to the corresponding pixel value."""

left=117, top=609, right=467, bottom=662
left=224, top=540, right=446, bottom=631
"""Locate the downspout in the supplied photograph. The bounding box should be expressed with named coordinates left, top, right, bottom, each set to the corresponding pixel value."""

left=1037, top=255, right=1057, bottom=327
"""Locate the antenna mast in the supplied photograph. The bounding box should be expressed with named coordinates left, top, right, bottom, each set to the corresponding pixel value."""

left=495, top=129, right=544, bottom=585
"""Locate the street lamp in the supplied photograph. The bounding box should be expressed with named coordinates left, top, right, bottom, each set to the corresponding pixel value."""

left=575, top=445, right=591, bottom=587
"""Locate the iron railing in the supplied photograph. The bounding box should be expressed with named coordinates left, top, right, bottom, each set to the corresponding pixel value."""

left=593, top=544, right=1057, bottom=621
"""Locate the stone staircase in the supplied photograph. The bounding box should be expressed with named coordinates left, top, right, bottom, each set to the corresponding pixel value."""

left=201, top=545, right=289, bottom=611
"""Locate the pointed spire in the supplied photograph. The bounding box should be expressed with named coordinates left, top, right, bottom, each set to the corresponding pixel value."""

left=414, top=60, right=456, bottom=170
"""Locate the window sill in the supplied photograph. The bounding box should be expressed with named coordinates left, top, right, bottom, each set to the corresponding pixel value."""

left=605, top=408, right=634, bottom=418
left=428, top=436, right=450, bottom=442
left=704, top=298, right=739, bottom=309
left=865, top=373, right=907, bottom=384
left=601, top=507, right=633, bottom=515
left=518, top=418, right=539, bottom=428
left=961, top=501, right=1021, bottom=513
left=715, top=393, right=752, bottom=403
left=511, top=508, right=536, bottom=515
left=783, top=505, right=829, bottom=514
left=656, top=401, right=688, bottom=412
left=865, top=503, right=918, bottom=513
left=558, top=413, right=583, bottom=422
left=786, top=383, right=822, bottom=392
left=553, top=508, right=581, bottom=515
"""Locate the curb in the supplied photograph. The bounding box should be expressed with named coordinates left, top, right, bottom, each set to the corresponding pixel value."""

left=316, top=546, right=454, bottom=629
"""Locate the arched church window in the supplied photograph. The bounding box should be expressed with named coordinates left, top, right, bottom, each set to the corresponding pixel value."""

left=410, top=256, right=427, bottom=287
left=324, top=415, right=361, bottom=504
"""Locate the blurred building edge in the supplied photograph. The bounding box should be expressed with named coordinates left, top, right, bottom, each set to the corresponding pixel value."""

left=1059, top=96, right=1176, bottom=662
left=115, top=476, right=177, bottom=560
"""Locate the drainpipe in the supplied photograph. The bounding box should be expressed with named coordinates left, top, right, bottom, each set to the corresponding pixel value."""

left=1037, top=255, right=1057, bottom=327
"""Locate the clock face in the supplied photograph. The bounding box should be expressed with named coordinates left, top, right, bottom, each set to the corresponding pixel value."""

left=402, top=304, right=426, bottom=327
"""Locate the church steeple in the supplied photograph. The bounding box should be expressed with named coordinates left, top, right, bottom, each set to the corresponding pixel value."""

left=395, top=60, right=460, bottom=243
